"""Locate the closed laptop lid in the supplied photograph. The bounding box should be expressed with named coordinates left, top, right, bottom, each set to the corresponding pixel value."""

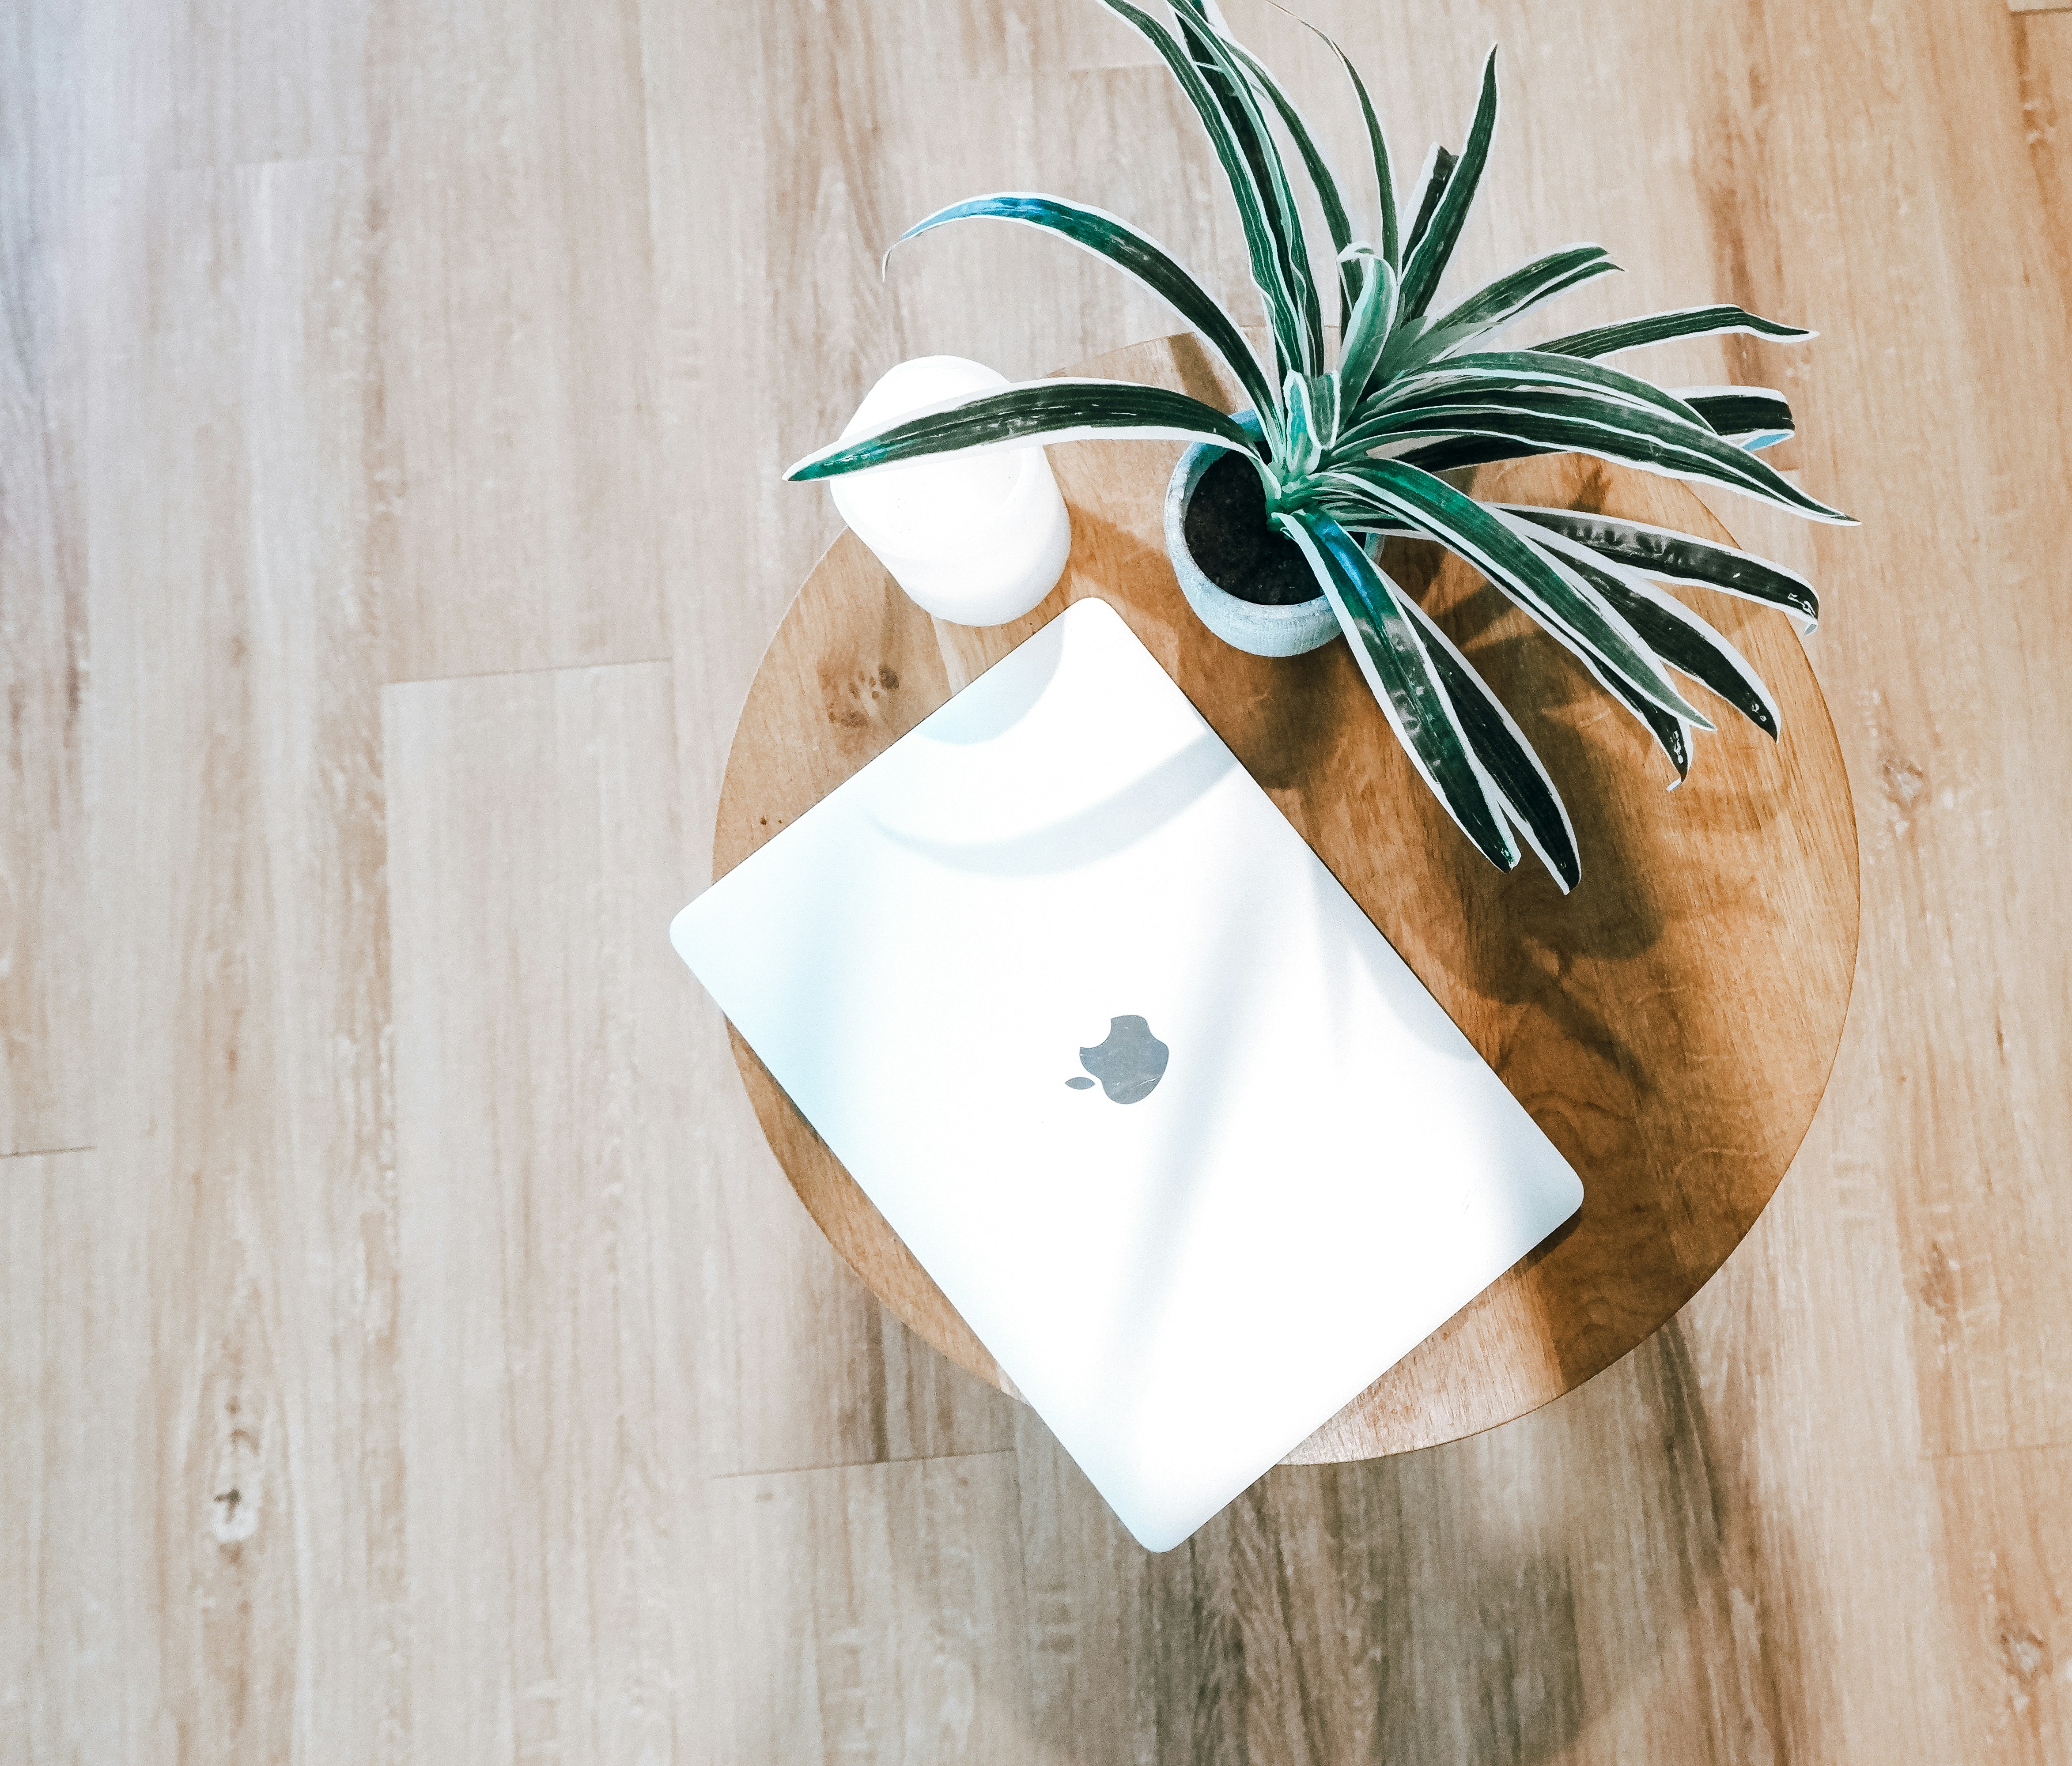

left=674, top=597, right=1582, bottom=1550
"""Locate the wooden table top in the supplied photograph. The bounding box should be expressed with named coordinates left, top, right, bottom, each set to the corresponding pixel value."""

left=713, top=332, right=1859, bottom=1464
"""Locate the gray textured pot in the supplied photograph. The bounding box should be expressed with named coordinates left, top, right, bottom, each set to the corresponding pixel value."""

left=1164, top=410, right=1338, bottom=658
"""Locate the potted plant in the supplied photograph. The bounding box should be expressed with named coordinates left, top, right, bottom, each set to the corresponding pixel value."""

left=786, top=0, right=1850, bottom=891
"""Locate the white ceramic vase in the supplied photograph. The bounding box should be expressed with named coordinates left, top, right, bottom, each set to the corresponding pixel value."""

left=829, top=356, right=1073, bottom=627
left=1163, top=410, right=1338, bottom=659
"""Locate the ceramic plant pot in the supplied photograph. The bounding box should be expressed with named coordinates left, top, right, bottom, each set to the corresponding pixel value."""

left=1163, top=408, right=1338, bottom=659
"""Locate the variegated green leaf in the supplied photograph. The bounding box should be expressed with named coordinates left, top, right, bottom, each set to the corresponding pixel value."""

left=1401, top=143, right=1456, bottom=264
left=1167, top=1, right=1322, bottom=374
left=1580, top=654, right=1694, bottom=784
left=1307, top=21, right=1399, bottom=267
left=1098, top=0, right=1306, bottom=386
left=784, top=379, right=1260, bottom=481
left=1276, top=510, right=1519, bottom=870
left=892, top=193, right=1278, bottom=425
left=1387, top=572, right=1580, bottom=889
left=1222, top=34, right=1361, bottom=326
left=1429, top=245, right=1618, bottom=336
left=1310, top=459, right=1711, bottom=726
left=1305, top=372, right=1339, bottom=447
left=1388, top=433, right=1553, bottom=474
left=1318, top=509, right=1690, bottom=786
left=1535, top=303, right=1815, bottom=359
left=1395, top=245, right=1619, bottom=369
left=1527, top=527, right=1781, bottom=736
left=1350, top=390, right=1852, bottom=522
left=1350, top=349, right=1711, bottom=436
left=1283, top=371, right=1324, bottom=476
left=1497, top=505, right=1821, bottom=630
left=1335, top=251, right=1397, bottom=409
left=1397, top=48, right=1500, bottom=320
left=1676, top=386, right=1794, bottom=447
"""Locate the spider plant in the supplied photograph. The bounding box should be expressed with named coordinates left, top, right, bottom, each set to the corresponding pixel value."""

left=785, top=0, right=1852, bottom=891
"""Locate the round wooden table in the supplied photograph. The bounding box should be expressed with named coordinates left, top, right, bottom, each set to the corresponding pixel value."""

left=714, top=333, right=1859, bottom=1463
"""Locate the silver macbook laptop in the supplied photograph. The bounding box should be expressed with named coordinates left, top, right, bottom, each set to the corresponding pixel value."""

left=674, top=597, right=1581, bottom=1550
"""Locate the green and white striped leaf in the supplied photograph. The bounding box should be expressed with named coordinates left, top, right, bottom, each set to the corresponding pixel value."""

left=1401, top=143, right=1456, bottom=264
left=1222, top=34, right=1361, bottom=326
left=1498, top=505, right=1821, bottom=631
left=1305, top=372, right=1339, bottom=447
left=1307, top=20, right=1399, bottom=267
left=1397, top=48, right=1500, bottom=321
left=1331, top=504, right=1701, bottom=785
left=1350, top=349, right=1712, bottom=436
left=1535, top=303, right=1815, bottom=359
left=784, top=379, right=1259, bottom=481
left=1283, top=371, right=1325, bottom=476
left=1526, top=526, right=1781, bottom=736
left=1386, top=433, right=1554, bottom=474
left=892, top=193, right=1278, bottom=424
left=1166, top=1, right=1323, bottom=374
left=1099, top=0, right=1306, bottom=388
left=1395, top=245, right=1619, bottom=369
left=1335, top=250, right=1397, bottom=409
left=1429, top=244, right=1618, bottom=336
left=1579, top=654, right=1694, bottom=784
left=1389, top=576, right=1580, bottom=888
left=1676, top=386, right=1795, bottom=447
left=1275, top=510, right=1519, bottom=871
left=1350, top=389, right=1853, bottom=523
left=1310, top=458, right=1711, bottom=727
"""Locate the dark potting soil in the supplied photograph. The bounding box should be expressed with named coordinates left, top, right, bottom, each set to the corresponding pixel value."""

left=1182, top=449, right=1321, bottom=607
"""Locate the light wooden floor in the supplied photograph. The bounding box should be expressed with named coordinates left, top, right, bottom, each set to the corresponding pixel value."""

left=5, top=1, right=2071, bottom=1760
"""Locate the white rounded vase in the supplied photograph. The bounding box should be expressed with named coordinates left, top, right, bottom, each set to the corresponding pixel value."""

left=829, top=356, right=1073, bottom=627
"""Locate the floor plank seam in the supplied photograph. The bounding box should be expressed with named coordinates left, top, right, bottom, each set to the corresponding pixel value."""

left=1923, top=1438, right=2070, bottom=1464
left=382, top=655, right=673, bottom=690
left=705, top=1446, right=1022, bottom=1482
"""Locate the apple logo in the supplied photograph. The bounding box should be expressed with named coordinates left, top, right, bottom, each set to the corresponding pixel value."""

left=1065, top=1015, right=1170, bottom=1104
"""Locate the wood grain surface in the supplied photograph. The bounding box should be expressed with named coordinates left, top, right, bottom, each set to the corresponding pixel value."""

left=711, top=331, right=1860, bottom=1463
left=7, top=0, right=2072, bottom=1760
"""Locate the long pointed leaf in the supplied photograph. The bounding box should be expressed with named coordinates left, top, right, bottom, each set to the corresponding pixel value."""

left=1168, top=2, right=1322, bottom=374
left=1305, top=371, right=1339, bottom=448
left=1581, top=653, right=1694, bottom=784
left=785, top=379, right=1258, bottom=480
left=892, top=193, right=1279, bottom=423
left=1528, top=527, right=1781, bottom=736
left=1350, top=349, right=1712, bottom=435
left=1223, top=35, right=1361, bottom=327
left=1335, top=252, right=1397, bottom=409
left=1426, top=245, right=1618, bottom=336
left=1351, top=391, right=1853, bottom=522
left=1677, top=387, right=1794, bottom=446
left=1388, top=433, right=1554, bottom=473
left=1283, top=371, right=1323, bottom=476
left=1309, top=459, right=1712, bottom=725
left=1397, top=48, right=1500, bottom=320
left=1275, top=510, right=1518, bottom=870
left=1098, top=0, right=1305, bottom=388
left=1309, top=23, right=1399, bottom=267
left=1498, top=505, right=1821, bottom=630
left=1401, top=143, right=1455, bottom=264
left=1535, top=303, right=1815, bottom=359
left=1325, top=509, right=1692, bottom=786
left=1391, top=584, right=1580, bottom=888
left=1395, top=245, right=1618, bottom=369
